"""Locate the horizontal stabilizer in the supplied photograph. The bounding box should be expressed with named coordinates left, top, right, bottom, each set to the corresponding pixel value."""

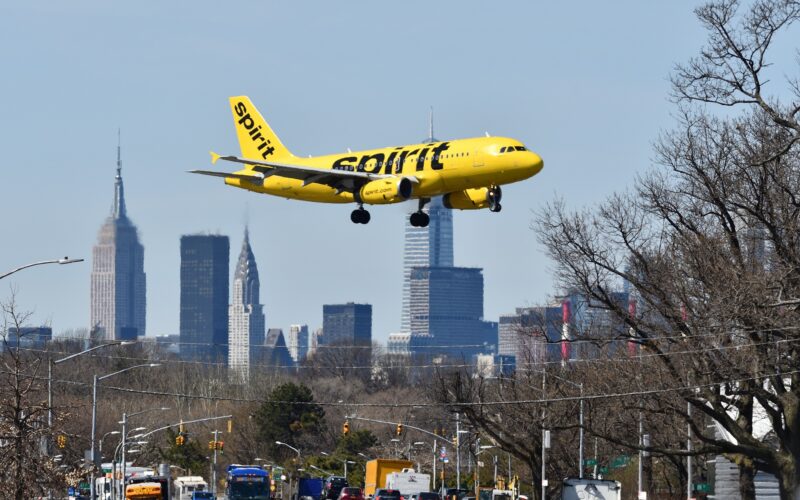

left=188, top=170, right=263, bottom=183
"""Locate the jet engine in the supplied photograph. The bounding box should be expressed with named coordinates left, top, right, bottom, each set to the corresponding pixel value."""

left=443, top=186, right=502, bottom=211
left=359, top=177, right=413, bottom=204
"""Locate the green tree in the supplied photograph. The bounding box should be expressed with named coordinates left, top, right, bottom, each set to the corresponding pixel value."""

left=254, top=383, right=325, bottom=458
left=157, top=428, right=209, bottom=475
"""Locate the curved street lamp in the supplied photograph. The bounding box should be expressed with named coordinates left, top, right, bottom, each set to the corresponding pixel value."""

left=0, top=257, right=83, bottom=280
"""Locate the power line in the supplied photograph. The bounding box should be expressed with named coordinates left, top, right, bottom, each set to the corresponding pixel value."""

left=19, top=336, right=800, bottom=372
left=29, top=368, right=798, bottom=408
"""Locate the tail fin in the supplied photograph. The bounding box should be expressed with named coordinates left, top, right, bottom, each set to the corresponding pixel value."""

left=229, top=96, right=294, bottom=161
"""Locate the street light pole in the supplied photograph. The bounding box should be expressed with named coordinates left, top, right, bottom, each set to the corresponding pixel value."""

left=117, top=408, right=169, bottom=500
left=49, top=341, right=132, bottom=431
left=90, top=364, right=160, bottom=500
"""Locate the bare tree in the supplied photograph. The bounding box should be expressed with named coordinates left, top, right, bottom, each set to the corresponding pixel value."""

left=0, top=293, right=66, bottom=499
left=537, top=1, right=800, bottom=498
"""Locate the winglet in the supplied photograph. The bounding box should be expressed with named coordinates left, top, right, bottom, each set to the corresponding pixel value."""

left=210, top=151, right=221, bottom=164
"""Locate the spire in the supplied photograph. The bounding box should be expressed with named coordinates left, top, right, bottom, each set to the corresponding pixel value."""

left=429, top=106, right=434, bottom=142
left=423, top=106, right=438, bottom=143
left=112, top=129, right=127, bottom=219
left=234, top=227, right=260, bottom=306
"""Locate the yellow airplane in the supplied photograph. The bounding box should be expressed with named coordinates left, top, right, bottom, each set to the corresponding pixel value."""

left=190, top=96, right=544, bottom=226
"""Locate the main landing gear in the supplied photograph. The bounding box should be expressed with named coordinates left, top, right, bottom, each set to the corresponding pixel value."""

left=351, top=206, right=371, bottom=224
left=488, top=186, right=502, bottom=213
left=409, top=198, right=431, bottom=227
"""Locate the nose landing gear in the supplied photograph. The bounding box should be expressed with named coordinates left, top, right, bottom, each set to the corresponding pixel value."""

left=409, top=198, right=431, bottom=227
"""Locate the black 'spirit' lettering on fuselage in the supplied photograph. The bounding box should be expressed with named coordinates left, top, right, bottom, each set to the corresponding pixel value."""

left=328, top=142, right=453, bottom=174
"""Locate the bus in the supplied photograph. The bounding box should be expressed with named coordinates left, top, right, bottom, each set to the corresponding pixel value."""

left=226, top=465, right=270, bottom=500
left=126, top=482, right=162, bottom=500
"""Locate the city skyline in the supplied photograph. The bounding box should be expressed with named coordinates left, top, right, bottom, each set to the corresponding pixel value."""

left=2, top=2, right=738, bottom=343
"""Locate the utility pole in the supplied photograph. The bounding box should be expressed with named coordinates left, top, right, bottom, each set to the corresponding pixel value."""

left=433, top=439, right=437, bottom=492
left=687, top=402, right=692, bottom=500
left=212, top=430, right=219, bottom=496
left=456, top=413, right=461, bottom=489
left=541, top=371, right=547, bottom=500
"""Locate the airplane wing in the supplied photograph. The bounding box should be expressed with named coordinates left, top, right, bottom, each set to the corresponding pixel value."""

left=189, top=152, right=414, bottom=194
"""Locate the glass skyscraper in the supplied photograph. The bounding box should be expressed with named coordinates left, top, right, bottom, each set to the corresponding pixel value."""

left=409, top=266, right=496, bottom=358
left=180, top=234, right=229, bottom=362
left=91, top=139, right=146, bottom=341
left=322, top=303, right=372, bottom=346
left=401, top=117, right=454, bottom=333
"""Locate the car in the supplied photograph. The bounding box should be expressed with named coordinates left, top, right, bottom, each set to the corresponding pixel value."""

left=323, top=476, right=349, bottom=500
left=443, top=488, right=469, bottom=500
left=411, top=493, right=440, bottom=500
left=374, top=489, right=402, bottom=500
left=338, top=487, right=365, bottom=500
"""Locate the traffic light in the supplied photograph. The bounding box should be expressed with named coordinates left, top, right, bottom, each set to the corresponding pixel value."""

left=396, top=423, right=403, bottom=436
left=57, top=434, right=67, bottom=449
left=227, top=419, right=233, bottom=433
left=453, top=435, right=458, bottom=446
left=179, top=420, right=185, bottom=434
left=343, top=421, right=350, bottom=436
left=176, top=435, right=185, bottom=446
left=217, top=441, right=224, bottom=453
left=208, top=440, right=215, bottom=450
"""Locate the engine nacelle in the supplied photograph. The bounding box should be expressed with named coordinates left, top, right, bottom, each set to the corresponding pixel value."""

left=443, top=187, right=494, bottom=210
left=359, top=177, right=413, bottom=204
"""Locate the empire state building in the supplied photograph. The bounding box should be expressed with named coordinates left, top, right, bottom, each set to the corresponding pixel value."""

left=90, top=138, right=146, bottom=340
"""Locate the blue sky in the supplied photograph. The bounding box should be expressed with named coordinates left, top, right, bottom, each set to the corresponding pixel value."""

left=1, top=1, right=729, bottom=341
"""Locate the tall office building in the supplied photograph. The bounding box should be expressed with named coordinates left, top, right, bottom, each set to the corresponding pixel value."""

left=180, top=234, right=229, bottom=362
left=287, top=324, right=309, bottom=364
left=228, top=229, right=265, bottom=380
left=401, top=114, right=454, bottom=333
left=322, top=303, right=372, bottom=346
left=90, top=137, right=146, bottom=341
left=409, top=267, right=496, bottom=359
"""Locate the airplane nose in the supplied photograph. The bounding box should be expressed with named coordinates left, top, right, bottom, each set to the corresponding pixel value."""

left=528, top=152, right=544, bottom=175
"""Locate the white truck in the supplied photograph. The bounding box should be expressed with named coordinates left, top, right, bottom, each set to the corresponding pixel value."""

left=561, top=478, right=622, bottom=500
left=173, top=476, right=209, bottom=499
left=386, top=468, right=431, bottom=498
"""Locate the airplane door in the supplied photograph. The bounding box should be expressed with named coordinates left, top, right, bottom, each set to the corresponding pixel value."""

left=473, top=149, right=484, bottom=167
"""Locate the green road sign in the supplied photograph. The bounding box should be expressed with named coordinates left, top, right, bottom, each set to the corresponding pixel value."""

left=584, top=458, right=597, bottom=467
left=610, top=455, right=631, bottom=469
left=694, top=483, right=710, bottom=493
left=599, top=467, right=609, bottom=475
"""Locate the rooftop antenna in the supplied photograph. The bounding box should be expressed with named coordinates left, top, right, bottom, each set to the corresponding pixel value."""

left=423, top=106, right=438, bottom=143
left=429, top=106, right=434, bottom=142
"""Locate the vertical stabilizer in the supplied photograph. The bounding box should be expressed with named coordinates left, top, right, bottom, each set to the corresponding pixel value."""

left=229, top=96, right=294, bottom=161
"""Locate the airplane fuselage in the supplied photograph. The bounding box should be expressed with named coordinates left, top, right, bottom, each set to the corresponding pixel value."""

left=224, top=136, right=542, bottom=204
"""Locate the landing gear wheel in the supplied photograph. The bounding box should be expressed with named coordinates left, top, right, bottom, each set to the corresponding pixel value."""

left=410, top=212, right=430, bottom=227
left=350, top=208, right=371, bottom=224
left=490, top=202, right=502, bottom=213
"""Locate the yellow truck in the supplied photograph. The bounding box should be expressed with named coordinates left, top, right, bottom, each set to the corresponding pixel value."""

left=364, top=459, right=414, bottom=497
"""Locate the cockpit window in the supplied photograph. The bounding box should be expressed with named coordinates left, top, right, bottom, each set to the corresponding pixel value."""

left=500, top=147, right=507, bottom=153
left=516, top=146, right=527, bottom=151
